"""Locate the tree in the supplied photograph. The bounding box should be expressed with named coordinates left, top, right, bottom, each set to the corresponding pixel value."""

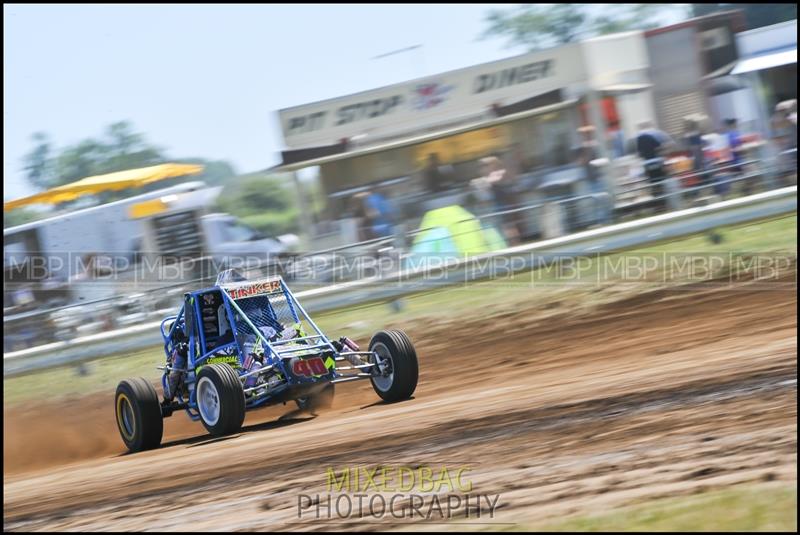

left=215, top=173, right=299, bottom=237
left=692, top=4, right=797, bottom=30
left=20, top=121, right=242, bottom=192
left=15, top=121, right=244, bottom=210
left=176, top=157, right=238, bottom=186
left=3, top=207, right=41, bottom=228
left=53, top=138, right=108, bottom=184
left=218, top=173, right=293, bottom=215
left=97, top=121, right=165, bottom=175
left=22, top=132, right=54, bottom=190
left=20, top=121, right=169, bottom=190
left=480, top=4, right=686, bottom=51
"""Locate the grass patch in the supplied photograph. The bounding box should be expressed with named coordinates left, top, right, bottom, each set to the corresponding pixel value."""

left=4, top=214, right=796, bottom=406
left=521, top=484, right=797, bottom=532
left=3, top=348, right=162, bottom=407
left=311, top=213, right=797, bottom=337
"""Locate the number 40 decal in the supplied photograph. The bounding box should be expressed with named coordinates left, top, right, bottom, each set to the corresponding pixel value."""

left=292, top=357, right=328, bottom=377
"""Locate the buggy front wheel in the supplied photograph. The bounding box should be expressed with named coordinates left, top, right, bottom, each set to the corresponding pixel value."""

left=369, top=330, right=418, bottom=402
left=196, top=363, right=246, bottom=436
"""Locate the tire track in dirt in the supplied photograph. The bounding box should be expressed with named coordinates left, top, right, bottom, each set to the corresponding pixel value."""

left=3, top=273, right=797, bottom=530
left=5, top=366, right=795, bottom=531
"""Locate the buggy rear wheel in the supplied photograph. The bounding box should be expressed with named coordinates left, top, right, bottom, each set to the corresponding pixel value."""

left=369, top=330, right=418, bottom=402
left=115, top=378, right=163, bottom=453
left=196, top=363, right=246, bottom=436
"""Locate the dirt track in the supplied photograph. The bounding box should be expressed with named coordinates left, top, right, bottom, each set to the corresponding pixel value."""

left=3, top=274, right=797, bottom=531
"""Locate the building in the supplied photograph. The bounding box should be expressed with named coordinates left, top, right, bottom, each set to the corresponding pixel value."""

left=643, top=10, right=748, bottom=139
left=731, top=19, right=797, bottom=138
left=271, top=31, right=657, bottom=242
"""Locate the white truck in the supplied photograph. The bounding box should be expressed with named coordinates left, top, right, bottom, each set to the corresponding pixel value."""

left=3, top=181, right=294, bottom=310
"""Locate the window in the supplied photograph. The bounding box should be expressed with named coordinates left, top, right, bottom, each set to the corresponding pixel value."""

left=224, top=221, right=260, bottom=242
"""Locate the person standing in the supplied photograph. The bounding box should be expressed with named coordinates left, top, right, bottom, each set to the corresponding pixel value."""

left=682, top=116, right=707, bottom=193
left=721, top=118, right=745, bottom=195
left=723, top=118, right=743, bottom=167
left=477, top=156, right=521, bottom=244
left=350, top=192, right=373, bottom=241
left=576, top=126, right=611, bottom=225
left=422, top=152, right=455, bottom=194
left=770, top=101, right=797, bottom=185
left=635, top=120, right=675, bottom=212
left=607, top=119, right=627, bottom=159
left=504, top=142, right=533, bottom=183
left=478, top=155, right=510, bottom=211
left=364, top=189, right=395, bottom=238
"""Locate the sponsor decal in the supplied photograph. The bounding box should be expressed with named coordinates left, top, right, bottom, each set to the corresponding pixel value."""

left=292, top=356, right=329, bottom=377
left=228, top=280, right=282, bottom=299
left=412, top=82, right=454, bottom=110
left=473, top=59, right=553, bottom=94
left=286, top=96, right=404, bottom=134
left=335, top=96, right=404, bottom=126
left=196, top=354, right=240, bottom=371
left=287, top=110, right=327, bottom=135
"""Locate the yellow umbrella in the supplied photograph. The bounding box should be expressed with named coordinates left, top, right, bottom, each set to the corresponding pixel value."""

left=4, top=163, right=204, bottom=211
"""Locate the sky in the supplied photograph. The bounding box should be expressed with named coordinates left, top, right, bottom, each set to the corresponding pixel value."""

left=4, top=4, right=688, bottom=200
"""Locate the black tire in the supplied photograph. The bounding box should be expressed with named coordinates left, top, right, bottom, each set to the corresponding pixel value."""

left=115, top=378, right=164, bottom=453
left=368, top=330, right=419, bottom=402
left=196, top=363, right=246, bottom=436
left=295, top=382, right=335, bottom=414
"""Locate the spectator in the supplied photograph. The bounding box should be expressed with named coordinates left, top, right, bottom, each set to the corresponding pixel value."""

left=783, top=99, right=797, bottom=127
left=470, top=156, right=507, bottom=209
left=485, top=156, right=512, bottom=210
left=468, top=159, right=496, bottom=216
left=482, top=155, right=524, bottom=244
left=636, top=120, right=674, bottom=160
left=422, top=153, right=456, bottom=194
left=715, top=118, right=745, bottom=196
left=364, top=189, right=395, bottom=238
left=702, top=127, right=731, bottom=165
left=350, top=192, right=372, bottom=241
left=723, top=118, right=744, bottom=169
left=607, top=119, right=627, bottom=159
left=771, top=101, right=797, bottom=185
left=773, top=100, right=797, bottom=151
left=504, top=142, right=533, bottom=182
left=554, top=133, right=572, bottom=166
left=635, top=120, right=674, bottom=212
left=577, top=125, right=601, bottom=181
left=576, top=126, right=611, bottom=225
left=682, top=116, right=707, bottom=190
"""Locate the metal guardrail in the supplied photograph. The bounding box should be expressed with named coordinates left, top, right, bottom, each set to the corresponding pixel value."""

left=5, top=151, right=794, bottom=331
left=0, top=191, right=609, bottom=333
left=293, top=185, right=798, bottom=310
left=4, top=186, right=796, bottom=376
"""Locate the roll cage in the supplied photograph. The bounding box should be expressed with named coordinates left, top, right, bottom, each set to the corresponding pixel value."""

left=158, top=276, right=375, bottom=419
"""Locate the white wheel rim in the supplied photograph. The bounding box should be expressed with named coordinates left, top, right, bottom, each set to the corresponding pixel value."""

left=197, top=377, right=220, bottom=426
left=371, top=342, right=394, bottom=393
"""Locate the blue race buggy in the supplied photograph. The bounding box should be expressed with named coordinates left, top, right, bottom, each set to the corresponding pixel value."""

left=114, top=270, right=418, bottom=452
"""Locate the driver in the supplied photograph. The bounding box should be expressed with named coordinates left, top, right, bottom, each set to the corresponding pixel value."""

left=165, top=327, right=189, bottom=401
